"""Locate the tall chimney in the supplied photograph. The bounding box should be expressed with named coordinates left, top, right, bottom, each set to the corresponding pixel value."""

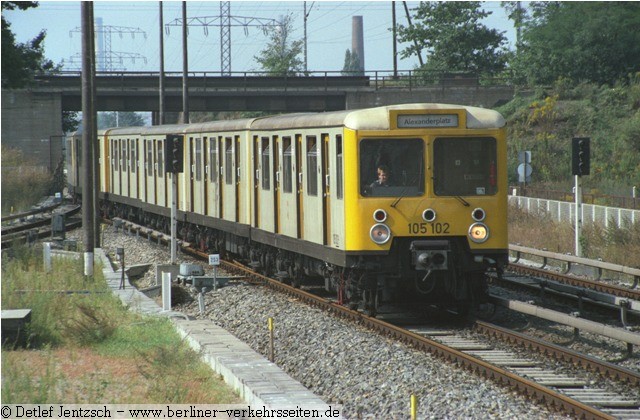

left=352, top=16, right=364, bottom=72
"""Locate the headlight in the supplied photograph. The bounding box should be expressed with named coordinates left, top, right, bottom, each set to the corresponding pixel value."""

left=373, top=209, right=387, bottom=222
left=422, top=208, right=436, bottom=222
left=468, top=223, right=489, bottom=243
left=370, top=223, right=391, bottom=244
left=471, top=207, right=486, bottom=221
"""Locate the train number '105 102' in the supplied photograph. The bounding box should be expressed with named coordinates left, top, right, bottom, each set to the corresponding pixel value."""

left=408, top=222, right=450, bottom=235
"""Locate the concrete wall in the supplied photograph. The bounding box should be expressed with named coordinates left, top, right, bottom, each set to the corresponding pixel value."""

left=345, top=86, right=515, bottom=110
left=1, top=90, right=64, bottom=170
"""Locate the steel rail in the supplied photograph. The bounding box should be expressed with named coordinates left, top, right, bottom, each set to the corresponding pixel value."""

left=475, top=321, right=640, bottom=386
left=1, top=202, right=61, bottom=223
left=106, top=219, right=616, bottom=419
left=1, top=205, right=81, bottom=236
left=210, top=258, right=614, bottom=419
left=507, top=263, right=640, bottom=302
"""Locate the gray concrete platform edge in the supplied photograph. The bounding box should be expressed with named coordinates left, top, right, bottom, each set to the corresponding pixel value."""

left=95, top=248, right=331, bottom=409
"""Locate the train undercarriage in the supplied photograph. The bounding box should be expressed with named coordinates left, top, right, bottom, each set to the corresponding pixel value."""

left=101, top=199, right=501, bottom=317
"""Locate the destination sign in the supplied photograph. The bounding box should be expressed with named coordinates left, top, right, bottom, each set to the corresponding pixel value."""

left=397, top=114, right=459, bottom=128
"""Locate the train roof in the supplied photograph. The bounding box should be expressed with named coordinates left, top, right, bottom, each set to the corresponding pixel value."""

left=95, top=104, right=503, bottom=137
left=99, top=124, right=189, bottom=136
left=250, top=103, right=505, bottom=131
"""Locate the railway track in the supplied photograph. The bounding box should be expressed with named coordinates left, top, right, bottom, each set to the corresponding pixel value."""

left=1, top=203, right=81, bottom=248
left=204, top=256, right=640, bottom=419
left=87, top=218, right=640, bottom=418
left=506, top=262, right=640, bottom=303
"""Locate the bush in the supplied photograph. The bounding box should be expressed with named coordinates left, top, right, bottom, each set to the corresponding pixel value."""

left=1, top=146, right=52, bottom=214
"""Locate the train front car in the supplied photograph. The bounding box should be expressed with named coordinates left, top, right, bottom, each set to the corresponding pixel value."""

left=342, top=104, right=508, bottom=315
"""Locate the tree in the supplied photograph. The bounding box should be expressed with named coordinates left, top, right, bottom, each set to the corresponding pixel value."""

left=396, top=2, right=509, bottom=76
left=97, top=112, right=146, bottom=129
left=513, top=2, right=640, bottom=86
left=255, top=15, right=304, bottom=76
left=1, top=1, right=59, bottom=88
left=341, top=49, right=362, bottom=75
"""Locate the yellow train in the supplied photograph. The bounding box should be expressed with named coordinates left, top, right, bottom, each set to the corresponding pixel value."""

left=67, top=103, right=508, bottom=315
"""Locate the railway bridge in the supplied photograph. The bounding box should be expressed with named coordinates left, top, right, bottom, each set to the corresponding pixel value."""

left=1, top=70, right=516, bottom=168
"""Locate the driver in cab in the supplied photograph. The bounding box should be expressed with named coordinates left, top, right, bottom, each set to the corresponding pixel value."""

left=370, top=165, right=391, bottom=189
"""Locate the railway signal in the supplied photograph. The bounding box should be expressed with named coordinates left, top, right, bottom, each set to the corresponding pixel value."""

left=571, top=137, right=590, bottom=257
left=572, top=137, right=590, bottom=176
left=164, top=135, right=184, bottom=173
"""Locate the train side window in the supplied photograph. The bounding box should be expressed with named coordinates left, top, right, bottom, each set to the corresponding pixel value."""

left=157, top=141, right=164, bottom=178
left=261, top=136, right=270, bottom=190
left=124, top=140, right=129, bottom=171
left=116, top=140, right=119, bottom=170
left=282, top=137, right=292, bottom=193
left=147, top=140, right=153, bottom=176
left=209, top=138, right=218, bottom=182
left=195, top=138, right=202, bottom=181
left=225, top=137, right=233, bottom=185
left=131, top=139, right=136, bottom=173
left=306, top=136, right=318, bottom=196
left=336, top=135, right=343, bottom=199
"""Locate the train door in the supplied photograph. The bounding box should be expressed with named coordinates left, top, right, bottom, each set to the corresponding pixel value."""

left=255, top=135, right=275, bottom=232
left=296, top=134, right=304, bottom=238
left=322, top=134, right=331, bottom=245
left=111, top=139, right=121, bottom=194
left=110, top=139, right=117, bottom=194
left=205, top=136, right=220, bottom=217
left=202, top=137, right=208, bottom=216
left=278, top=136, right=297, bottom=238
left=222, top=136, right=236, bottom=222
left=193, top=137, right=204, bottom=214
left=218, top=137, right=224, bottom=218
left=122, top=138, right=129, bottom=197
left=133, top=138, right=140, bottom=199
left=146, top=139, right=156, bottom=205
left=331, top=134, right=345, bottom=249
left=253, top=136, right=260, bottom=227
left=272, top=135, right=280, bottom=233
left=234, top=135, right=242, bottom=223
left=302, top=135, right=323, bottom=244
left=157, top=139, right=167, bottom=207
left=187, top=137, right=195, bottom=213
left=129, top=139, right=136, bottom=199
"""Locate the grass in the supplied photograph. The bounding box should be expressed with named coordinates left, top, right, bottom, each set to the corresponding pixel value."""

left=1, top=244, right=241, bottom=405
left=508, top=203, right=640, bottom=269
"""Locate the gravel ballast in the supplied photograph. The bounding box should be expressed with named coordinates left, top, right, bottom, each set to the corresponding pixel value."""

left=72, top=225, right=571, bottom=419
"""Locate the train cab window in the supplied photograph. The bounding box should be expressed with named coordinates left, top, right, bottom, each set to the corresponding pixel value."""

left=282, top=137, right=293, bottom=193
left=359, top=138, right=424, bottom=197
left=433, top=137, right=497, bottom=196
left=307, top=136, right=318, bottom=196
left=209, top=139, right=218, bottom=182
left=225, top=137, right=233, bottom=185
left=195, top=138, right=202, bottom=181
left=261, top=137, right=270, bottom=190
left=336, top=135, right=343, bottom=200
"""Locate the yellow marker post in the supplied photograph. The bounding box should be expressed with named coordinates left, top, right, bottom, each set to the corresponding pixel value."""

left=268, top=317, right=274, bottom=362
left=410, top=394, right=418, bottom=420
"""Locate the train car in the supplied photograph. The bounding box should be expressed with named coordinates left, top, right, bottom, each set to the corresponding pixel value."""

left=72, top=103, right=508, bottom=316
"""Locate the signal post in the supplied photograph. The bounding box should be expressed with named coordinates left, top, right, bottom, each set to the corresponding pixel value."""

left=165, top=135, right=184, bottom=264
left=572, top=137, right=590, bottom=257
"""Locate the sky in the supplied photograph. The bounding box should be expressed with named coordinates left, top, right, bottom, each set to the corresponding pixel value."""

left=4, top=1, right=518, bottom=75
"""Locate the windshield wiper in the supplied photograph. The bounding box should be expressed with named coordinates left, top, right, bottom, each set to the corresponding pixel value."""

left=391, top=187, right=410, bottom=208
left=454, top=196, right=471, bottom=207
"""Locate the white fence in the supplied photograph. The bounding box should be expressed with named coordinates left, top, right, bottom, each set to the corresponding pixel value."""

left=508, top=195, right=639, bottom=229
